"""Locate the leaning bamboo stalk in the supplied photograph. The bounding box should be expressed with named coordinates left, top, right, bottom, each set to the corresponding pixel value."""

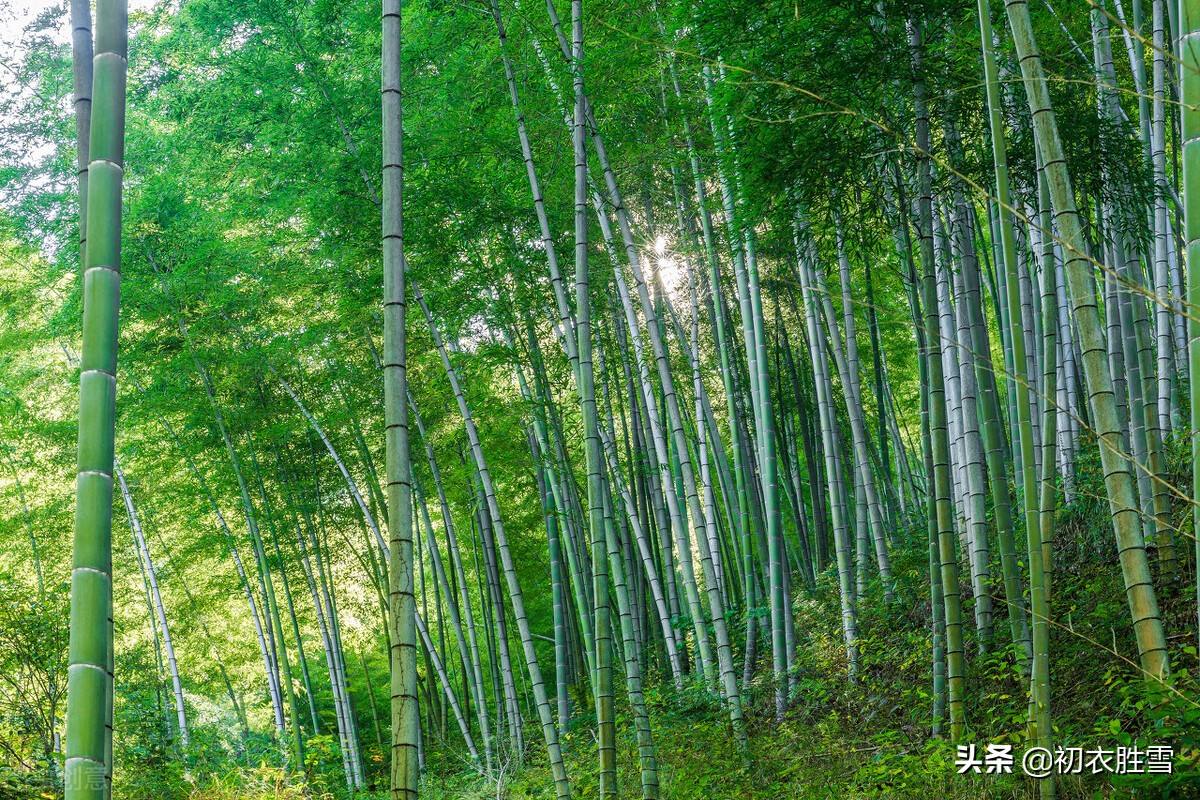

left=151, top=525, right=249, bottom=741
left=116, top=465, right=188, bottom=749
left=415, top=608, right=479, bottom=761
left=812, top=239, right=895, bottom=600
left=604, top=223, right=716, bottom=682
left=975, top=0, right=1035, bottom=670
left=512, top=357, right=599, bottom=680
left=293, top=497, right=356, bottom=789
left=415, top=475, right=491, bottom=768
left=662, top=59, right=757, bottom=645
left=171, top=321, right=287, bottom=735
left=311, top=480, right=368, bottom=786
left=416, top=285, right=571, bottom=797
left=795, top=229, right=859, bottom=676
left=411, top=393, right=493, bottom=764
left=278, top=376, right=389, bottom=561
left=240, top=428, right=306, bottom=769
left=699, top=61, right=788, bottom=712
left=264, top=457, right=321, bottom=735
left=507, top=326, right=681, bottom=680
left=1001, top=0, right=1170, bottom=681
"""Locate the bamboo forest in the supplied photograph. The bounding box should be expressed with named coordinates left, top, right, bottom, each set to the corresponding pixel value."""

left=8, top=0, right=1200, bottom=796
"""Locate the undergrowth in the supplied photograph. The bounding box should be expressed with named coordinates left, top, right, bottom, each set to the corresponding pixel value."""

left=96, top=438, right=1200, bottom=799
